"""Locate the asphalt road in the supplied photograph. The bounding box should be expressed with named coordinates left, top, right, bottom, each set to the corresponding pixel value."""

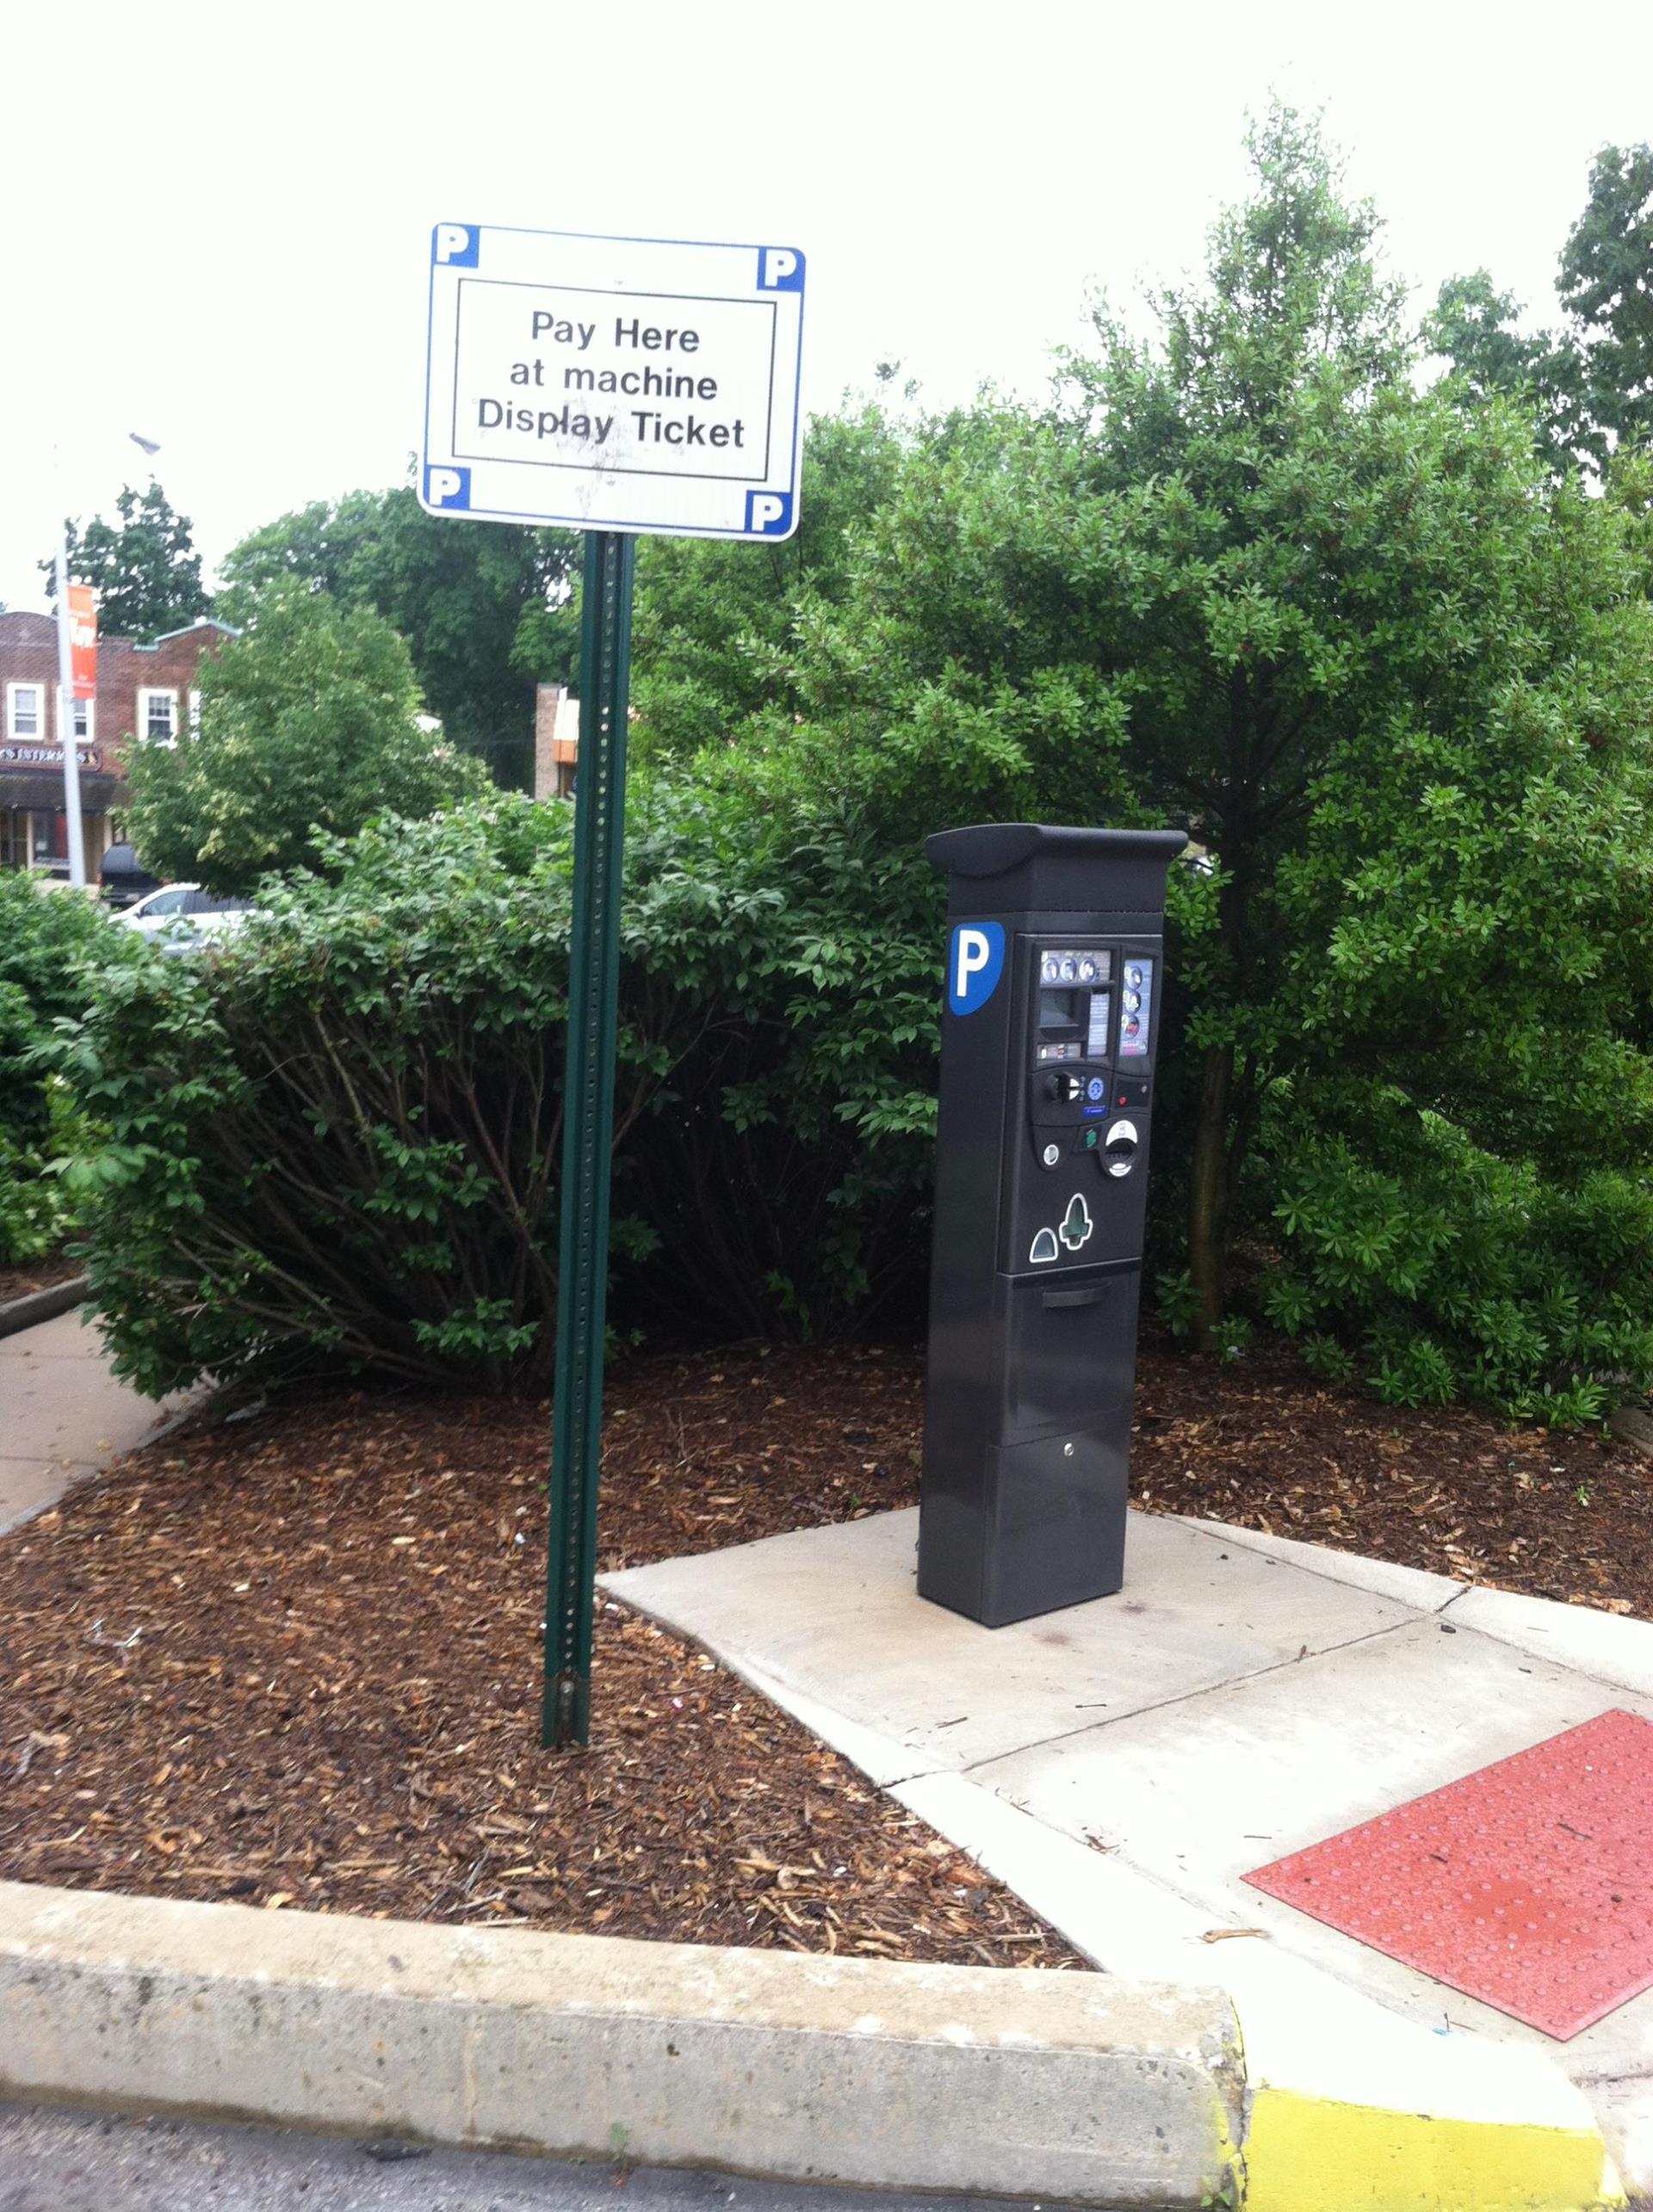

left=0, top=2105, right=1106, bottom=2212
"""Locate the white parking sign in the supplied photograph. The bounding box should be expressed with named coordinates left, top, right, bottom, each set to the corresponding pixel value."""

left=421, top=223, right=805, bottom=541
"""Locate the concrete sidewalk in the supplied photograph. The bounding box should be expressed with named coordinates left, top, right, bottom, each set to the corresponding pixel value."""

left=0, top=1308, right=191, bottom=1535
left=604, top=1505, right=1653, bottom=2199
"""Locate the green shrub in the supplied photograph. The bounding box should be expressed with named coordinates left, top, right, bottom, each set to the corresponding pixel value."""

left=0, top=876, right=133, bottom=1268
left=1262, top=1107, right=1653, bottom=1423
left=57, top=788, right=941, bottom=1396
left=0, top=1127, right=67, bottom=1270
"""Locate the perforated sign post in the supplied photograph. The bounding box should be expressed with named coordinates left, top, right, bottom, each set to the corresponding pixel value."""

left=421, top=222, right=805, bottom=1748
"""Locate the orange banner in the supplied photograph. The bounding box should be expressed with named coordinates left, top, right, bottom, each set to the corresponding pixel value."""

left=68, top=584, right=96, bottom=701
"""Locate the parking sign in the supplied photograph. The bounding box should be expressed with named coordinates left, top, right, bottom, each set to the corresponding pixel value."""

left=421, top=223, right=805, bottom=541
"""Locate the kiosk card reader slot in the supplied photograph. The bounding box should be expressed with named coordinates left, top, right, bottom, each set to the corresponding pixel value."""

left=919, top=822, right=1186, bottom=1627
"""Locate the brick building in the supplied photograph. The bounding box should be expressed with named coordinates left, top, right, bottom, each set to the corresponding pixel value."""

left=535, top=683, right=580, bottom=799
left=0, top=612, right=236, bottom=878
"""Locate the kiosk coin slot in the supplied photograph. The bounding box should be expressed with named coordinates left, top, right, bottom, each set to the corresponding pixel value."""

left=919, top=822, right=1186, bottom=1627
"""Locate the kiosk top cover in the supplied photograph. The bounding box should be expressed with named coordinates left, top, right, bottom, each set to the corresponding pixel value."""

left=926, top=823, right=1188, bottom=916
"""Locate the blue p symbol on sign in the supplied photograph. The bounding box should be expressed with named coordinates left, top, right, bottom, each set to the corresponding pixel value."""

left=424, top=465, right=471, bottom=510
left=758, top=247, right=805, bottom=292
left=948, top=923, right=1005, bottom=1015
left=746, top=490, right=793, bottom=536
left=432, top=224, right=479, bottom=267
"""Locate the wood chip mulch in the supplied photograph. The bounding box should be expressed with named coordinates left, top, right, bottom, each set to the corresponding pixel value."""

left=1129, top=1332, right=1653, bottom=1617
left=0, top=1251, right=83, bottom=1307
left=0, top=1346, right=1077, bottom=1968
left=3, top=1328, right=1649, bottom=1965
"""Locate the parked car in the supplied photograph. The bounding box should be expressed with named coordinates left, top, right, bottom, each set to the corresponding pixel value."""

left=114, top=883, right=259, bottom=951
left=99, top=842, right=163, bottom=909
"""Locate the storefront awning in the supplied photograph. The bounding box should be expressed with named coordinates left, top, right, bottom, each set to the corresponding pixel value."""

left=0, top=774, right=127, bottom=812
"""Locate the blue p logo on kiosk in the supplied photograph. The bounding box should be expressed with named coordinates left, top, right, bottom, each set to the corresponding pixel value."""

left=948, top=922, right=1006, bottom=1015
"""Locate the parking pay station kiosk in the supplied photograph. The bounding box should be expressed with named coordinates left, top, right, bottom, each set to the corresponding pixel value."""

left=919, top=823, right=1187, bottom=1627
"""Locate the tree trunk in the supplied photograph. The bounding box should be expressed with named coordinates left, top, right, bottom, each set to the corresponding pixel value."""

left=1188, top=1041, right=1234, bottom=1350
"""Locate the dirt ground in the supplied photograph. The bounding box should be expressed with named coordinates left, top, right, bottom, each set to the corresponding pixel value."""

left=0, top=1251, right=83, bottom=1307
left=2, top=1330, right=1648, bottom=1962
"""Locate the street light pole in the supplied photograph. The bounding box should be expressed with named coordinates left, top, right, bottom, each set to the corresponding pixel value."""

left=53, top=527, right=85, bottom=890
left=51, top=431, right=164, bottom=892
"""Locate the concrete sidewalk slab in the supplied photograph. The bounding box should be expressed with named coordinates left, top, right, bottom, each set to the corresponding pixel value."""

left=603, top=1508, right=1414, bottom=1775
left=1447, top=1584, right=1653, bottom=1702
left=972, top=1622, right=1653, bottom=2038
left=1179, top=1514, right=1466, bottom=1613
left=0, top=1309, right=189, bottom=1535
left=602, top=1505, right=1653, bottom=2197
left=1179, top=1516, right=1653, bottom=1701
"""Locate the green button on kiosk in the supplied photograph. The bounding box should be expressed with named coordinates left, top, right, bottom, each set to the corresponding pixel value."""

left=919, top=822, right=1186, bottom=1627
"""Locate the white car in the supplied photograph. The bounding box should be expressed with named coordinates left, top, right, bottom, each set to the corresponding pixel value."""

left=114, top=883, right=257, bottom=949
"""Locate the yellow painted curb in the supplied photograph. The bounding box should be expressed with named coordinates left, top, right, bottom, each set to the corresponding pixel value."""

left=1245, top=2085, right=1624, bottom=2212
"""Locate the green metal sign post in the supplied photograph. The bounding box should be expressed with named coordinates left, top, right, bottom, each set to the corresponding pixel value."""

left=542, top=529, right=636, bottom=1750
left=420, top=219, right=804, bottom=1752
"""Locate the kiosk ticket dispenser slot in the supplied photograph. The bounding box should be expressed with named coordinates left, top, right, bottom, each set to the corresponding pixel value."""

left=919, top=822, right=1186, bottom=1627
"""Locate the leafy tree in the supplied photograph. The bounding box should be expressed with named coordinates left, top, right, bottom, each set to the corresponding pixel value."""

left=629, top=405, right=908, bottom=758
left=1431, top=141, right=1653, bottom=469
left=41, top=480, right=211, bottom=638
left=1425, top=272, right=1595, bottom=473
left=1559, top=142, right=1653, bottom=451
left=219, top=485, right=577, bottom=788
left=125, top=592, right=487, bottom=892
left=636, top=106, right=1653, bottom=1411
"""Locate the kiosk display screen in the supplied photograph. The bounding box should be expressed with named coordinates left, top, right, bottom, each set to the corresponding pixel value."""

left=1036, top=987, right=1082, bottom=1063
left=1037, top=961, right=1115, bottom=1066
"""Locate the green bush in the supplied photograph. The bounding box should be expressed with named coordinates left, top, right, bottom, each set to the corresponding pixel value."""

left=0, top=1126, right=68, bottom=1271
left=58, top=788, right=940, bottom=1396
left=1264, top=1108, right=1653, bottom=1423
left=0, top=876, right=131, bottom=1268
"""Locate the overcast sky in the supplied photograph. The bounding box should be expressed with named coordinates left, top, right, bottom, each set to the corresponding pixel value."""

left=4, top=0, right=1650, bottom=613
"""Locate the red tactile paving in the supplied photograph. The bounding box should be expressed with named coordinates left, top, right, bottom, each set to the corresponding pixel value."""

left=1243, top=1708, right=1653, bottom=2039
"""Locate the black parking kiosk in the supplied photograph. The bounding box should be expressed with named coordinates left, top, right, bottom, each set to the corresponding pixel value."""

left=919, top=823, right=1186, bottom=1627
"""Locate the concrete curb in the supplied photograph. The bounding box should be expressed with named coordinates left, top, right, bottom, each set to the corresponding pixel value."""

left=0, top=1276, right=88, bottom=1340
left=0, top=1881, right=1245, bottom=2209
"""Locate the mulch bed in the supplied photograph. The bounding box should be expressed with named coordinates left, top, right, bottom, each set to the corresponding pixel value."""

left=0, top=1251, right=84, bottom=1307
left=2, top=1330, right=1648, bottom=1964
left=0, top=1347, right=1076, bottom=1967
left=1129, top=1332, right=1653, bottom=1617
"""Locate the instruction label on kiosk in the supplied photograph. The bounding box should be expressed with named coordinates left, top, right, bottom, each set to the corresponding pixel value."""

left=421, top=224, right=806, bottom=541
